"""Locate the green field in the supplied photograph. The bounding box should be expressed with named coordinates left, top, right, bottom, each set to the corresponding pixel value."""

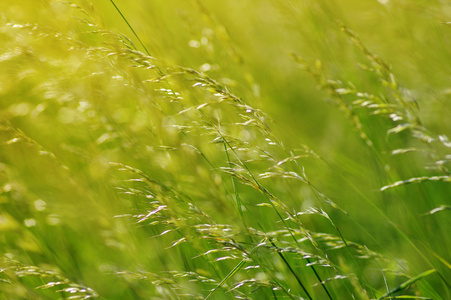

left=1, top=0, right=450, bottom=299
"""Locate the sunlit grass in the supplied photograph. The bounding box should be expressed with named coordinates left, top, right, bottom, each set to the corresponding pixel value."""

left=0, top=0, right=450, bottom=299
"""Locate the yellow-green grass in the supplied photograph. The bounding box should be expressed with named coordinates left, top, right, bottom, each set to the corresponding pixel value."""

left=0, top=0, right=450, bottom=299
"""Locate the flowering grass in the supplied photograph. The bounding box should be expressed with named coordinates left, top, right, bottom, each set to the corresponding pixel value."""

left=0, top=0, right=450, bottom=299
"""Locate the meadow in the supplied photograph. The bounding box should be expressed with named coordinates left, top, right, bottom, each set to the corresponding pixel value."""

left=0, top=0, right=450, bottom=299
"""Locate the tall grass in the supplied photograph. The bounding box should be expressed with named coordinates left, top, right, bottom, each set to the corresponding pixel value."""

left=0, top=0, right=449, bottom=299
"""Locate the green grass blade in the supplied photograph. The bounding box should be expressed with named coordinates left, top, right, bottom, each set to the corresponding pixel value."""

left=377, top=269, right=437, bottom=300
left=109, top=0, right=150, bottom=56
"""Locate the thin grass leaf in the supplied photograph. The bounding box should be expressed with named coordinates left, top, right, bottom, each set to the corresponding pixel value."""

left=377, top=269, right=436, bottom=300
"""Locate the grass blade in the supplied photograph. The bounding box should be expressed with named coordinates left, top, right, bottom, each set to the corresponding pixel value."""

left=377, top=269, right=437, bottom=300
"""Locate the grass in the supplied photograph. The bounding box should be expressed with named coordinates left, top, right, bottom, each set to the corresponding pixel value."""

left=0, top=0, right=450, bottom=299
